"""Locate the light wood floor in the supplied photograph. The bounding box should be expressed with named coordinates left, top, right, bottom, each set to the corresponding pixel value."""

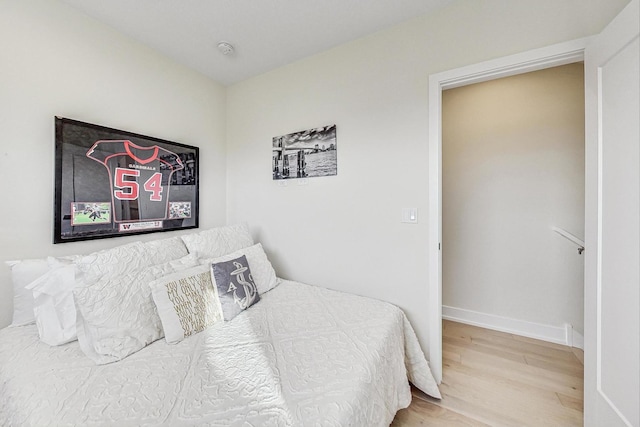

left=392, top=320, right=584, bottom=426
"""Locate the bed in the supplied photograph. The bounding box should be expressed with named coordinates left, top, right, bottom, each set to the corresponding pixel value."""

left=0, top=225, right=440, bottom=426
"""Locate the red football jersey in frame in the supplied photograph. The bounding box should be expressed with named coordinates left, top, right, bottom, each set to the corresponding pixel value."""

left=86, top=140, right=184, bottom=223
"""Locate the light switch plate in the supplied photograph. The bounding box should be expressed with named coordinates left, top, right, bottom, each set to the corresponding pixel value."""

left=401, top=208, right=418, bottom=224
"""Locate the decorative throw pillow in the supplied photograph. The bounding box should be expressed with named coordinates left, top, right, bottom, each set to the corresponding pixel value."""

left=211, top=255, right=260, bottom=321
left=201, top=243, right=279, bottom=295
left=74, top=253, right=199, bottom=364
left=180, top=223, right=254, bottom=259
left=149, top=264, right=223, bottom=344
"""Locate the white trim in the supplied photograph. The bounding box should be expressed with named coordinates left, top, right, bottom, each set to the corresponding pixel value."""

left=572, top=327, right=585, bottom=350
left=595, top=62, right=605, bottom=393
left=598, top=390, right=634, bottom=427
left=564, top=323, right=585, bottom=350
left=443, top=305, right=574, bottom=346
left=427, top=37, right=592, bottom=384
left=586, top=2, right=640, bottom=425
left=427, top=66, right=443, bottom=383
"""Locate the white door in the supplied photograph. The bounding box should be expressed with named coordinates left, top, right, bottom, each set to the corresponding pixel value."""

left=584, top=0, right=639, bottom=426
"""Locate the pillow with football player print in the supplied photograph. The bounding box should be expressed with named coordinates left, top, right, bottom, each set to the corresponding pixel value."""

left=211, top=255, right=260, bottom=321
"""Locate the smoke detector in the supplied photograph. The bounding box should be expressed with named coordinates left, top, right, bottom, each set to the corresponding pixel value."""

left=217, top=41, right=234, bottom=56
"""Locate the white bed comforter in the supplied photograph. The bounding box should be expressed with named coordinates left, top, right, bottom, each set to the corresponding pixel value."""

left=0, top=280, right=440, bottom=426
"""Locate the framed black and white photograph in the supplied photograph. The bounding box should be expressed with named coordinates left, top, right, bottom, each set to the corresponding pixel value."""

left=54, top=117, right=199, bottom=243
left=272, top=124, right=337, bottom=180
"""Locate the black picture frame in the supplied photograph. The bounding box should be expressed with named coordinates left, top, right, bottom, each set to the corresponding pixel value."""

left=54, top=117, right=199, bottom=243
left=272, top=124, right=337, bottom=180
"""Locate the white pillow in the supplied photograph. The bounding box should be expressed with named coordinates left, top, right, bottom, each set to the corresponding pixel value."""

left=11, top=238, right=187, bottom=346
left=149, top=264, right=223, bottom=344
left=25, top=258, right=77, bottom=346
left=75, top=253, right=199, bottom=364
left=180, top=223, right=254, bottom=258
left=74, top=241, right=149, bottom=287
left=201, top=243, right=278, bottom=295
left=141, top=235, right=189, bottom=264
left=25, top=241, right=148, bottom=346
left=6, top=255, right=80, bottom=327
left=6, top=258, right=50, bottom=327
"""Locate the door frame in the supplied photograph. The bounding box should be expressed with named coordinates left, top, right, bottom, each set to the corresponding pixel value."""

left=427, top=37, right=591, bottom=383
left=584, top=1, right=640, bottom=424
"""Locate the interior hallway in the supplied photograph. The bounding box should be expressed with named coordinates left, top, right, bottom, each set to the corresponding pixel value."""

left=393, top=320, right=584, bottom=426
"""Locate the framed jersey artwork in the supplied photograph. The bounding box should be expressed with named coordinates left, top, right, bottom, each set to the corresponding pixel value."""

left=54, top=117, right=199, bottom=243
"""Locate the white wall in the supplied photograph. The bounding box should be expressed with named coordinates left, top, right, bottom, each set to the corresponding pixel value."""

left=0, top=0, right=227, bottom=328
left=225, top=0, right=627, bottom=356
left=442, top=63, right=585, bottom=335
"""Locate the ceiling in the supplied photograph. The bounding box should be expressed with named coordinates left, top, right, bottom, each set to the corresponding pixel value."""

left=60, top=0, right=454, bottom=86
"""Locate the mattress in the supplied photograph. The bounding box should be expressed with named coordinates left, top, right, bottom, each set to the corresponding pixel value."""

left=0, top=280, right=440, bottom=426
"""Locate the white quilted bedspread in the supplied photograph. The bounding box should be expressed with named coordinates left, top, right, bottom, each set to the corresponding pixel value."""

left=0, top=280, right=440, bottom=427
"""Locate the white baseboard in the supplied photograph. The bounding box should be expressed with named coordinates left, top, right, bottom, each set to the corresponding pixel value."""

left=442, top=305, right=584, bottom=349
left=569, top=325, right=585, bottom=350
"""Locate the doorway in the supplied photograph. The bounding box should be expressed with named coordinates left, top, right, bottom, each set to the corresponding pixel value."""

left=427, top=38, right=590, bottom=383
left=441, top=63, right=585, bottom=349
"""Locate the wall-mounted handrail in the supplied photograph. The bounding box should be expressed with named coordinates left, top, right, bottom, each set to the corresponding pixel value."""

left=552, top=226, right=585, bottom=254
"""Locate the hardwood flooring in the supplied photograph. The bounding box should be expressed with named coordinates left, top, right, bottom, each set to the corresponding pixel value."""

left=392, top=320, right=584, bottom=426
